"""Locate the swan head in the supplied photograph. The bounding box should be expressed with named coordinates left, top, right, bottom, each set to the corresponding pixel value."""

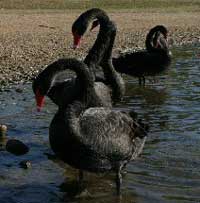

left=33, top=75, right=59, bottom=111
left=71, top=9, right=100, bottom=49
left=154, top=25, right=168, bottom=39
left=152, top=25, right=171, bottom=54
left=72, top=18, right=88, bottom=49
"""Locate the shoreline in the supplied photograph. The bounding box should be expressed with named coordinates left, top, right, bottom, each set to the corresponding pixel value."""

left=0, top=10, right=199, bottom=90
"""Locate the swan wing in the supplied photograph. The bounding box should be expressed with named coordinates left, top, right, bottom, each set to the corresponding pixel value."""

left=79, top=107, right=146, bottom=161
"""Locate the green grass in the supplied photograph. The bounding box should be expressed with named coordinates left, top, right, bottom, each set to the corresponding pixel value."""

left=0, top=0, right=199, bottom=12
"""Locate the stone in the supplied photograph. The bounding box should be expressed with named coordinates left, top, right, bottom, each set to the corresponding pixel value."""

left=19, top=160, right=31, bottom=169
left=0, top=124, right=7, bottom=138
left=6, top=139, right=29, bottom=156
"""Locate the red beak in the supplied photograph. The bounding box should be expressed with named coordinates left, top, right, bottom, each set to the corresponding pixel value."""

left=73, top=32, right=81, bottom=49
left=35, top=89, right=45, bottom=112
left=155, top=41, right=162, bottom=49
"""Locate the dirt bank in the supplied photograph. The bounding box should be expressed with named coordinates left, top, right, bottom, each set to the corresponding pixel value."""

left=0, top=10, right=199, bottom=89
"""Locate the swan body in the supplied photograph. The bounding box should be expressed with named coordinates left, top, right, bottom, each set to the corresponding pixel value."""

left=33, top=9, right=147, bottom=194
left=33, top=57, right=147, bottom=194
left=113, top=25, right=172, bottom=85
left=48, top=71, right=147, bottom=194
left=46, top=8, right=124, bottom=108
left=49, top=104, right=147, bottom=174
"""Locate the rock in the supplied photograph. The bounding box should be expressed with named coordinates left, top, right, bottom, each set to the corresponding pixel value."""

left=19, top=160, right=31, bottom=169
left=15, top=87, right=23, bottom=93
left=0, top=124, right=7, bottom=137
left=6, top=139, right=29, bottom=156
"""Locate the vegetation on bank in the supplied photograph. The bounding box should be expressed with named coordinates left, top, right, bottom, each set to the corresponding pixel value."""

left=0, top=0, right=199, bottom=12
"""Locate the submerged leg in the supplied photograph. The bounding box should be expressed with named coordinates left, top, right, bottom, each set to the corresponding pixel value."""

left=139, top=77, right=142, bottom=85
left=142, top=76, right=145, bottom=85
left=116, top=168, right=122, bottom=195
left=139, top=76, right=145, bottom=86
left=78, top=170, right=84, bottom=183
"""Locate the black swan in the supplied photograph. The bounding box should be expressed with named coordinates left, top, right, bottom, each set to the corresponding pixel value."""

left=44, top=8, right=124, bottom=108
left=33, top=58, right=148, bottom=195
left=111, top=25, right=172, bottom=85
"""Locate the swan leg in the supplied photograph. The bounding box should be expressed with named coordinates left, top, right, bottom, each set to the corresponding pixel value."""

left=142, top=76, right=145, bottom=85
left=139, top=76, right=145, bottom=86
left=139, top=77, right=142, bottom=85
left=78, top=170, right=84, bottom=183
left=116, top=168, right=122, bottom=195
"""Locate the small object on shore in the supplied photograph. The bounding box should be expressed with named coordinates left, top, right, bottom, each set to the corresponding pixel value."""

left=6, top=139, right=29, bottom=156
left=19, top=160, right=31, bottom=169
left=0, top=124, right=7, bottom=138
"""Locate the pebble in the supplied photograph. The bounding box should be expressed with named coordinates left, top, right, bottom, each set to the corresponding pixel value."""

left=6, top=139, right=29, bottom=156
left=0, top=124, right=7, bottom=138
left=19, top=160, right=31, bottom=169
left=0, top=22, right=199, bottom=90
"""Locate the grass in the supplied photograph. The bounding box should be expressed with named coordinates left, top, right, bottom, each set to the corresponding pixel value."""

left=0, top=0, right=200, bottom=12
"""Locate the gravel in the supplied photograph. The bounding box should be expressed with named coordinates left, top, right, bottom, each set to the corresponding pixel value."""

left=0, top=10, right=199, bottom=89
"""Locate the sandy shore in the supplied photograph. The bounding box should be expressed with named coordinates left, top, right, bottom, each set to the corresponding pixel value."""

left=0, top=10, right=200, bottom=89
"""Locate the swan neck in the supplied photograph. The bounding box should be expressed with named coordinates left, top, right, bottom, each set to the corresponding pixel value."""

left=36, top=59, right=94, bottom=95
left=101, top=23, right=125, bottom=102
left=84, top=9, right=111, bottom=68
left=146, top=25, right=168, bottom=52
left=145, top=29, right=158, bottom=52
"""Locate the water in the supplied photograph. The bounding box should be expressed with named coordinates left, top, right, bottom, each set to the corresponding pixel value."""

left=0, top=44, right=200, bottom=203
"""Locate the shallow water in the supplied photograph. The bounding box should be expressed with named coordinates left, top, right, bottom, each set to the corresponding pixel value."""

left=0, top=44, right=200, bottom=203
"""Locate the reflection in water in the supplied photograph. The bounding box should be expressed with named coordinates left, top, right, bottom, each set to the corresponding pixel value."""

left=125, top=83, right=168, bottom=105
left=0, top=137, right=7, bottom=151
left=0, top=44, right=200, bottom=203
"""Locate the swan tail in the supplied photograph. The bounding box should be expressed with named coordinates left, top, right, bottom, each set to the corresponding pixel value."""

left=128, top=110, right=149, bottom=139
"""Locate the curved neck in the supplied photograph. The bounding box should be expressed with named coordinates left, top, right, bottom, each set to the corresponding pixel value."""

left=145, top=26, right=168, bottom=52
left=152, top=31, right=160, bottom=47
left=83, top=9, right=111, bottom=68
left=100, top=21, right=125, bottom=102
left=34, top=58, right=94, bottom=96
